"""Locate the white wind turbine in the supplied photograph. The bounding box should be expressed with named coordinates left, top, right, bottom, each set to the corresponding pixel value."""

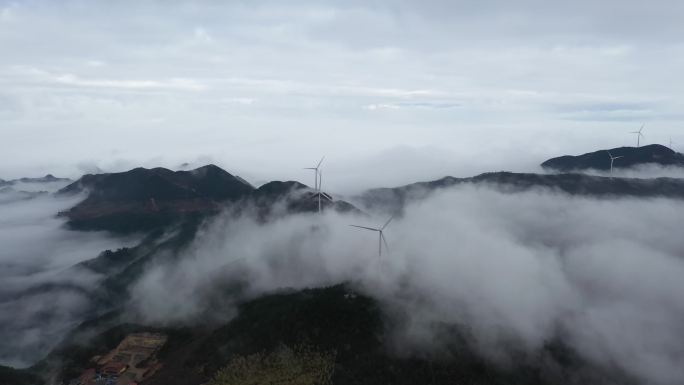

left=304, top=156, right=325, bottom=191
left=304, top=156, right=329, bottom=213
left=607, top=150, right=623, bottom=175
left=349, top=216, right=393, bottom=257
left=630, top=124, right=645, bottom=147
left=314, top=170, right=333, bottom=213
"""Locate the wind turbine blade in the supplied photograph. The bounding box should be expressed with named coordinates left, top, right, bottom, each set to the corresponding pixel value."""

left=310, top=192, right=329, bottom=202
left=317, top=156, right=325, bottom=168
left=381, top=232, right=389, bottom=254
left=615, top=156, right=624, bottom=159
left=304, top=167, right=316, bottom=170
left=349, top=225, right=380, bottom=232
left=381, top=215, right=394, bottom=230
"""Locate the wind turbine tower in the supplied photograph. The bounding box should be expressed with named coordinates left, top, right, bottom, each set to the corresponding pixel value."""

left=630, top=124, right=645, bottom=147
left=315, top=170, right=333, bottom=213
left=607, top=150, right=623, bottom=175
left=350, top=216, right=393, bottom=257
left=304, top=156, right=325, bottom=193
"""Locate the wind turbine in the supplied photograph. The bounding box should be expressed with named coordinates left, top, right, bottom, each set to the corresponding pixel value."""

left=304, top=156, right=325, bottom=193
left=304, top=156, right=328, bottom=213
left=349, top=216, right=393, bottom=257
left=314, top=170, right=333, bottom=213
left=607, top=150, right=623, bottom=175
left=630, top=124, right=645, bottom=147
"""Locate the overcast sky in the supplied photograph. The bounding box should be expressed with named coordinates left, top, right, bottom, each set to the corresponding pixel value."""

left=1, top=0, right=683, bottom=190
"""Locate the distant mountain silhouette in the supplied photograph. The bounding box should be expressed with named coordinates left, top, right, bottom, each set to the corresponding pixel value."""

left=0, top=174, right=70, bottom=202
left=58, top=165, right=255, bottom=232
left=16, top=174, right=71, bottom=183
left=541, top=144, right=684, bottom=172
left=58, top=165, right=358, bottom=232
left=359, top=171, right=684, bottom=213
left=0, top=174, right=71, bottom=188
left=60, top=165, right=252, bottom=201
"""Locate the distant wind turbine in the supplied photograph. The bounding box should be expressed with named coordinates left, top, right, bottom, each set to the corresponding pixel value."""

left=669, top=137, right=675, bottom=150
left=607, top=150, right=623, bottom=175
left=630, top=124, right=645, bottom=147
left=350, top=216, right=393, bottom=257
left=304, top=156, right=325, bottom=192
left=304, top=156, right=329, bottom=213
left=314, top=170, right=333, bottom=213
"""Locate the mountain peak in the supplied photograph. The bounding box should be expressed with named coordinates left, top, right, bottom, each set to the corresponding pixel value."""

left=190, top=164, right=227, bottom=175
left=58, top=165, right=256, bottom=232
left=255, top=181, right=308, bottom=197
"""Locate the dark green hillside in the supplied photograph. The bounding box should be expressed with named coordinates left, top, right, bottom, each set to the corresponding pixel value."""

left=57, top=165, right=359, bottom=233
left=143, top=285, right=626, bottom=385
left=0, top=365, right=43, bottom=385
left=57, top=165, right=255, bottom=233
left=27, top=285, right=633, bottom=385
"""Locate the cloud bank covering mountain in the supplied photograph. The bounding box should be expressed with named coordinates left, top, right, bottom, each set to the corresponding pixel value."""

left=0, top=194, right=137, bottom=368
left=126, top=184, right=684, bottom=385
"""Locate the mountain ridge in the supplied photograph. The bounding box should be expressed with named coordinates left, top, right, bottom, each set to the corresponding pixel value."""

left=358, top=171, right=684, bottom=213
left=57, top=165, right=357, bottom=232
left=541, top=144, right=684, bottom=171
left=0, top=174, right=71, bottom=188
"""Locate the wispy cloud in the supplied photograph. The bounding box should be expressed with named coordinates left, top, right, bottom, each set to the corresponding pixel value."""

left=53, top=73, right=206, bottom=91
left=364, top=101, right=460, bottom=111
left=2, top=66, right=206, bottom=93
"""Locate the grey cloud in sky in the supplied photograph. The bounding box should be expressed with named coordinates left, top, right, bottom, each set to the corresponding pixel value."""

left=0, top=0, right=683, bottom=188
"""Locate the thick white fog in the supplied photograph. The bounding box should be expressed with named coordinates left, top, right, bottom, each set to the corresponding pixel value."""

left=0, top=194, right=137, bottom=368
left=129, top=185, right=684, bottom=385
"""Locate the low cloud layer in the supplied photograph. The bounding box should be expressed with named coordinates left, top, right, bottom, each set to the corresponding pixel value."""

left=0, top=193, right=136, bottom=368
left=555, top=163, right=684, bottom=181
left=129, top=185, right=684, bottom=385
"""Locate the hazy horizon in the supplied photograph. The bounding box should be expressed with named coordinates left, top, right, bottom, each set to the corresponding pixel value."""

left=2, top=0, right=683, bottom=188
